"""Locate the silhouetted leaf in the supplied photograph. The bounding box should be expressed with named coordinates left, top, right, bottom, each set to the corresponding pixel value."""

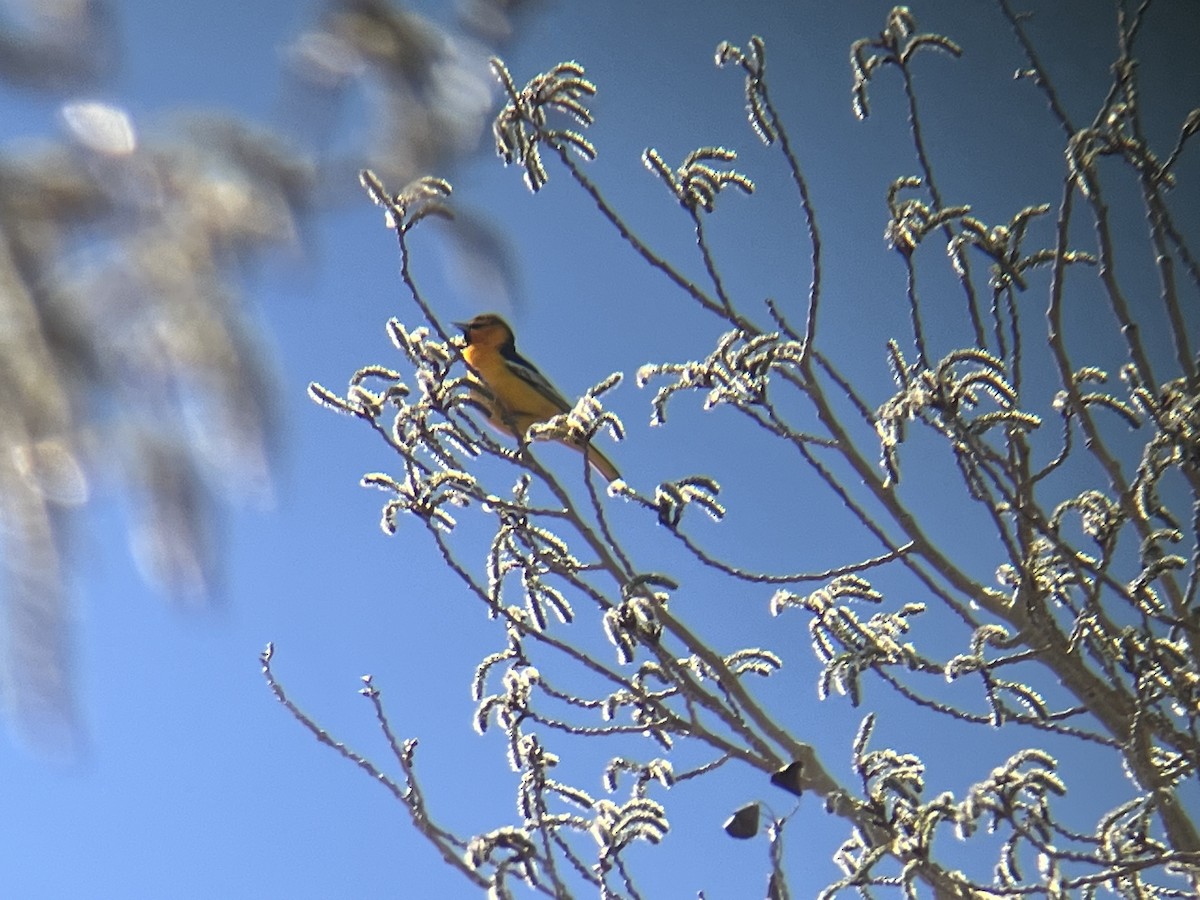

left=723, top=802, right=760, bottom=839
left=770, top=760, right=804, bottom=797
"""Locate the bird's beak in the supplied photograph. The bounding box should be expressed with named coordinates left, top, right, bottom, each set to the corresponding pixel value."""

left=453, top=320, right=471, bottom=333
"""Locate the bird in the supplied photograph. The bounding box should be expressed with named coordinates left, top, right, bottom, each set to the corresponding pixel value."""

left=454, top=313, right=621, bottom=483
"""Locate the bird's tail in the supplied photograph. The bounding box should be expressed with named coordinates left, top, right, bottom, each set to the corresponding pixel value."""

left=581, top=442, right=621, bottom=483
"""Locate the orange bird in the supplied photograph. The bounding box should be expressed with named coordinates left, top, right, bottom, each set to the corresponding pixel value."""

left=456, top=313, right=621, bottom=483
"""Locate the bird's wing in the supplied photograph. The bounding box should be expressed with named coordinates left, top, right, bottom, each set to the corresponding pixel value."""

left=503, top=347, right=574, bottom=414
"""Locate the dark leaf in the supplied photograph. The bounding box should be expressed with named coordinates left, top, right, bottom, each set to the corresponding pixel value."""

left=723, top=802, right=760, bottom=839
left=770, top=760, right=804, bottom=797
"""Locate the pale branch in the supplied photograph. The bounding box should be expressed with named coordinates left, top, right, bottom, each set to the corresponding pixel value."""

left=283, top=6, right=1200, bottom=897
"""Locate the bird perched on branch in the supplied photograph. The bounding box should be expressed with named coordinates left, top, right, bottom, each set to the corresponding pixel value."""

left=455, top=313, right=621, bottom=483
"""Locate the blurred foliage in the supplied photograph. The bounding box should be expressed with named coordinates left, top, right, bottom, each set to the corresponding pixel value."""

left=0, top=0, right=529, bottom=749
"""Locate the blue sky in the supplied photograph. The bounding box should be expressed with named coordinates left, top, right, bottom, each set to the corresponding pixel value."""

left=2, top=1, right=1198, bottom=897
